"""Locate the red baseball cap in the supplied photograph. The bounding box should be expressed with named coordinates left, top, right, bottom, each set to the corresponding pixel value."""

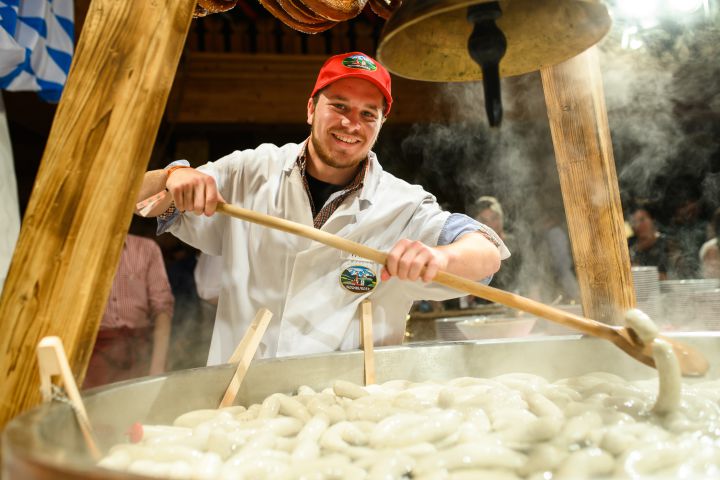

left=310, top=52, right=393, bottom=115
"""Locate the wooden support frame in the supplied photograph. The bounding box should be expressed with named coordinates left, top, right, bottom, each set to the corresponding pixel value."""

left=0, top=0, right=196, bottom=429
left=541, top=47, right=636, bottom=324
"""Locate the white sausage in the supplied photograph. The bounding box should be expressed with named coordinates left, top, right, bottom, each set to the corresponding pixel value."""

left=333, top=380, right=368, bottom=399
left=319, top=421, right=368, bottom=451
left=651, top=338, right=682, bottom=414
left=415, top=443, right=526, bottom=473
left=624, top=308, right=659, bottom=344
left=371, top=410, right=462, bottom=448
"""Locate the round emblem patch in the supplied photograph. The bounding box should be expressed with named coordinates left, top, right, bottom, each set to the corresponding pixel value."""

left=340, top=265, right=378, bottom=293
left=342, top=54, right=377, bottom=71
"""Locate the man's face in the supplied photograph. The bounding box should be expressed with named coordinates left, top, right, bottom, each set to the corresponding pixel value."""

left=631, top=209, right=653, bottom=237
left=306, top=78, right=385, bottom=175
left=477, top=208, right=502, bottom=234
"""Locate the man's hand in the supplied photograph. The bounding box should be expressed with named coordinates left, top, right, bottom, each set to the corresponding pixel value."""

left=380, top=232, right=502, bottom=284
left=381, top=239, right=450, bottom=283
left=166, top=168, right=226, bottom=216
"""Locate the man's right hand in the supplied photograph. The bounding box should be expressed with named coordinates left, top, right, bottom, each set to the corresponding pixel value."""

left=166, top=167, right=226, bottom=216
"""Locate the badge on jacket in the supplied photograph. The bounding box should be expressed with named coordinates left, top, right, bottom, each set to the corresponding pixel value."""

left=340, top=260, right=378, bottom=293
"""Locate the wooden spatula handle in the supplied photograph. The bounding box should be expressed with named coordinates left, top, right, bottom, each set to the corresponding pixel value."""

left=219, top=307, right=273, bottom=407
left=215, top=203, right=615, bottom=340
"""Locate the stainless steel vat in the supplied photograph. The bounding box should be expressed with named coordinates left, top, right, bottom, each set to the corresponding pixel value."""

left=3, top=334, right=719, bottom=479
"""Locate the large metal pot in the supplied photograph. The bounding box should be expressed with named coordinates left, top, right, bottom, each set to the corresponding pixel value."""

left=3, top=334, right=719, bottom=479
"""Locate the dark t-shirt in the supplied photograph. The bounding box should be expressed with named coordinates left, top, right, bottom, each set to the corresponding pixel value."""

left=628, top=233, right=670, bottom=274
left=306, top=172, right=344, bottom=217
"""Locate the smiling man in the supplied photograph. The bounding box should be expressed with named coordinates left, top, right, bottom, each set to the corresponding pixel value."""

left=136, top=52, right=509, bottom=364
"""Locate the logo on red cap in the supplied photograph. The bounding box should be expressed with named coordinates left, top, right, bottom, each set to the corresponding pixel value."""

left=341, top=54, right=378, bottom=72
left=311, top=51, right=393, bottom=115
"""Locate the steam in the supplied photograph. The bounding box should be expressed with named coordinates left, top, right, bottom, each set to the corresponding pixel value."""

left=396, top=73, right=579, bottom=305
left=599, top=17, right=720, bottom=282
left=598, top=21, right=720, bottom=210
left=395, top=10, right=719, bottom=312
left=397, top=75, right=557, bottom=211
left=599, top=42, right=681, bottom=201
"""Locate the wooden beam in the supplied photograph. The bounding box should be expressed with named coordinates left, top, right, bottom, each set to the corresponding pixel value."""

left=165, top=52, right=484, bottom=125
left=0, top=0, right=195, bottom=429
left=541, top=47, right=636, bottom=325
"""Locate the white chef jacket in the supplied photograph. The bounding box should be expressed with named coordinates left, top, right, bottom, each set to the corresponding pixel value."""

left=167, top=142, right=507, bottom=364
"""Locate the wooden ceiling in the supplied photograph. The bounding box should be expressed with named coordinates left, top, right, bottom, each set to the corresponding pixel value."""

left=74, top=0, right=514, bottom=126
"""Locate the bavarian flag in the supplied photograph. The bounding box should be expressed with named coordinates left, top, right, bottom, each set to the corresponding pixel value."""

left=0, top=0, right=74, bottom=102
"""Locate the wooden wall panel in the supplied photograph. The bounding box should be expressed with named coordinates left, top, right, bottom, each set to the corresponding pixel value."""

left=166, top=53, right=451, bottom=125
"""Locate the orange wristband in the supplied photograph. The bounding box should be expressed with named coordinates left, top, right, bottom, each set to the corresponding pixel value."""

left=166, top=165, right=191, bottom=179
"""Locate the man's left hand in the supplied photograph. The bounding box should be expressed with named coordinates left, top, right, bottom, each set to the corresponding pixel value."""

left=381, top=239, right=449, bottom=283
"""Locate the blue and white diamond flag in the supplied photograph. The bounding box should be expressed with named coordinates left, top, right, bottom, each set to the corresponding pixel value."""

left=0, top=0, right=74, bottom=102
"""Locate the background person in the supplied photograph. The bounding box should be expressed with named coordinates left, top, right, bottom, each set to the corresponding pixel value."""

left=700, top=207, right=720, bottom=279
left=84, top=233, right=174, bottom=388
left=628, top=202, right=671, bottom=280
left=473, top=196, right=521, bottom=294
left=663, top=178, right=709, bottom=279
left=451, top=196, right=520, bottom=309
left=535, top=209, right=580, bottom=304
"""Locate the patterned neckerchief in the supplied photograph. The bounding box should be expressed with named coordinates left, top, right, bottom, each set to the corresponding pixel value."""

left=297, top=140, right=368, bottom=229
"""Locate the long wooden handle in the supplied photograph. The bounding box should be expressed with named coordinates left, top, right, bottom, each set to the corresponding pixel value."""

left=219, top=308, right=273, bottom=408
left=361, top=300, right=375, bottom=385
left=215, top=203, right=617, bottom=341
left=37, top=337, right=102, bottom=460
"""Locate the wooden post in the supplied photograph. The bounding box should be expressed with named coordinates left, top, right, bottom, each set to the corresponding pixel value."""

left=540, top=47, right=636, bottom=325
left=0, top=0, right=195, bottom=429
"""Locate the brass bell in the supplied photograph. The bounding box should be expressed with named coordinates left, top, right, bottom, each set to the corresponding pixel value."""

left=376, top=0, right=611, bottom=126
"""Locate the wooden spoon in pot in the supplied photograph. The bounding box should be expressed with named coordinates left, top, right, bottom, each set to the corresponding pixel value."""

left=214, top=203, right=709, bottom=377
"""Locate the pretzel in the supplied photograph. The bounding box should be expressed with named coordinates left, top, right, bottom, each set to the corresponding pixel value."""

left=368, top=0, right=401, bottom=19
left=297, top=0, right=368, bottom=22
left=259, top=0, right=338, bottom=34
left=278, top=0, right=333, bottom=25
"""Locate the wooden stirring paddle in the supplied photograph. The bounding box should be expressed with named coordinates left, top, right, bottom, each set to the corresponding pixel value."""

left=360, top=299, right=376, bottom=385
left=215, top=203, right=709, bottom=377
left=219, top=308, right=273, bottom=407
left=37, top=336, right=102, bottom=460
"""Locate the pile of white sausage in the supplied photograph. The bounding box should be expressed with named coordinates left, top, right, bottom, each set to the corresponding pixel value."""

left=99, top=313, right=720, bottom=479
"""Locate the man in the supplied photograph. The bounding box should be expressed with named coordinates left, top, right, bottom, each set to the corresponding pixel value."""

left=473, top=196, right=521, bottom=292
left=84, top=233, right=174, bottom=388
left=453, top=196, right=521, bottom=309
left=137, top=52, right=509, bottom=364
left=628, top=203, right=669, bottom=280
left=700, top=208, right=719, bottom=280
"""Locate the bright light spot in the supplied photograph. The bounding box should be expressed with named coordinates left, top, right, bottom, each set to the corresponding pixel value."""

left=639, top=18, right=659, bottom=29
left=621, top=26, right=645, bottom=50
left=667, top=0, right=703, bottom=14
left=617, top=0, right=660, bottom=19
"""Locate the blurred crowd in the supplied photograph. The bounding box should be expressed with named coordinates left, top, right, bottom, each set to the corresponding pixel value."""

left=414, top=195, right=581, bottom=315
left=415, top=188, right=720, bottom=316
left=626, top=194, right=719, bottom=281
